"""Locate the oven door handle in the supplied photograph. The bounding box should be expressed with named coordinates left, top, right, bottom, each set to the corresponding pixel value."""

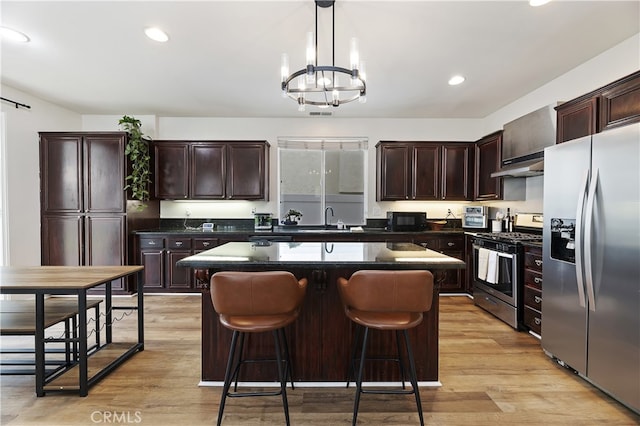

left=574, top=168, right=589, bottom=309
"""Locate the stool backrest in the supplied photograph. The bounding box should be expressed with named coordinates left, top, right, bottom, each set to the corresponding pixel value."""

left=211, top=271, right=307, bottom=316
left=338, top=270, right=434, bottom=313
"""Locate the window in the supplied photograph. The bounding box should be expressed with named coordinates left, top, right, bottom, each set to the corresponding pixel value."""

left=278, top=137, right=367, bottom=226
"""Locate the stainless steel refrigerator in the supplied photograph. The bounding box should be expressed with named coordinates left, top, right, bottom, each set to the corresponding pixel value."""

left=542, top=122, right=639, bottom=414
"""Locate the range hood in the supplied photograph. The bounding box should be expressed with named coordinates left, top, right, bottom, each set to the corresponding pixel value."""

left=491, top=158, right=544, bottom=178
left=491, top=103, right=558, bottom=178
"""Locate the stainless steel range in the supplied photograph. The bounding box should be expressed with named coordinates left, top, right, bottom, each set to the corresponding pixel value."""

left=472, top=213, right=543, bottom=329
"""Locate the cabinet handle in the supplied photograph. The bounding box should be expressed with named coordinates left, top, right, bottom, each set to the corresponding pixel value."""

left=175, top=241, right=183, bottom=247
left=202, top=242, right=210, bottom=247
left=534, top=277, right=542, bottom=284
left=534, top=317, right=541, bottom=325
left=447, top=242, right=455, bottom=247
left=534, top=259, right=543, bottom=267
left=534, top=295, right=542, bottom=304
left=148, top=241, right=156, bottom=246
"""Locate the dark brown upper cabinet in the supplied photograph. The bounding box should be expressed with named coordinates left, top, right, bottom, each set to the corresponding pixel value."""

left=474, top=131, right=503, bottom=201
left=376, top=141, right=472, bottom=201
left=556, top=97, right=598, bottom=144
left=599, top=73, right=640, bottom=132
left=153, top=140, right=269, bottom=200
left=556, top=70, right=640, bottom=143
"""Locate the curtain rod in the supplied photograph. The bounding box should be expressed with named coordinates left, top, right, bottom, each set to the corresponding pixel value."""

left=0, top=97, right=31, bottom=110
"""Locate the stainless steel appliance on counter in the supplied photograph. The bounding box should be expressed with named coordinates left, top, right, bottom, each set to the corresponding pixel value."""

left=462, top=206, right=488, bottom=229
left=542, top=123, right=639, bottom=414
left=472, top=213, right=543, bottom=329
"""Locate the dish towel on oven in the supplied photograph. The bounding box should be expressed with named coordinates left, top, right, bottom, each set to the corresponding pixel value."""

left=477, top=248, right=490, bottom=281
left=486, top=251, right=499, bottom=284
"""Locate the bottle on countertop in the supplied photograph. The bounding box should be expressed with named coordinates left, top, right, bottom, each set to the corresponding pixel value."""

left=504, top=208, right=513, bottom=232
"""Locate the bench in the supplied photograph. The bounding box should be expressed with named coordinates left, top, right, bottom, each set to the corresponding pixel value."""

left=0, top=298, right=103, bottom=375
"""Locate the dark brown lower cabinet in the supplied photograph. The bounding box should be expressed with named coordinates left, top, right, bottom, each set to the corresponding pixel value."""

left=200, top=266, right=440, bottom=382
left=413, top=234, right=465, bottom=292
left=138, top=235, right=220, bottom=292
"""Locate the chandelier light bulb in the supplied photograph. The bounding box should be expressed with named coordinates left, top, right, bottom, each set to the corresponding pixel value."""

left=350, top=37, right=359, bottom=70
left=281, top=53, right=289, bottom=83
left=306, top=32, right=315, bottom=66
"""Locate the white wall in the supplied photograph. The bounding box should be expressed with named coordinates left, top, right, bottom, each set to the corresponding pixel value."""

left=1, top=85, right=81, bottom=266
left=3, top=33, right=639, bottom=264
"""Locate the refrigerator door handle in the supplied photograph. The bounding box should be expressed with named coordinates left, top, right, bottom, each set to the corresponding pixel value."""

left=584, top=167, right=599, bottom=312
left=574, top=169, right=589, bottom=308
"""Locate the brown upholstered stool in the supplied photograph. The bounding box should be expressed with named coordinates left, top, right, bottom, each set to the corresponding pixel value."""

left=337, top=270, right=434, bottom=426
left=210, top=271, right=307, bottom=426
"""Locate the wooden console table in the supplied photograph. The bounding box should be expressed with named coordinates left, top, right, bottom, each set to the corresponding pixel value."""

left=0, top=265, right=144, bottom=396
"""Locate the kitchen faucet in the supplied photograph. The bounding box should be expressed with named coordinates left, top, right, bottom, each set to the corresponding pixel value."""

left=324, top=206, right=334, bottom=228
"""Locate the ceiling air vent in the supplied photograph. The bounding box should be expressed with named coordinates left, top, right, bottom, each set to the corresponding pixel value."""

left=309, top=111, right=332, bottom=116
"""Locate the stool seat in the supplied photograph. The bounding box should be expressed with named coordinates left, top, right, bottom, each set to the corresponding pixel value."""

left=219, top=313, right=301, bottom=332
left=345, top=309, right=423, bottom=330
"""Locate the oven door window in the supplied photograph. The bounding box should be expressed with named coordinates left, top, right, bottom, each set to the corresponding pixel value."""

left=474, top=248, right=515, bottom=296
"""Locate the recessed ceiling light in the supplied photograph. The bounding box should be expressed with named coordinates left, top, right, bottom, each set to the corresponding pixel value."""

left=448, top=75, right=465, bottom=86
left=144, top=27, right=169, bottom=42
left=530, top=0, right=551, bottom=6
left=0, top=26, right=30, bottom=43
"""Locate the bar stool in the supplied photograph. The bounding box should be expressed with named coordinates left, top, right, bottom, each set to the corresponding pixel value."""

left=210, top=271, right=307, bottom=426
left=337, top=270, right=434, bottom=426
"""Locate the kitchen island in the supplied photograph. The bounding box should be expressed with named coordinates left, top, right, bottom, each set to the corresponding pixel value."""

left=177, top=241, right=465, bottom=384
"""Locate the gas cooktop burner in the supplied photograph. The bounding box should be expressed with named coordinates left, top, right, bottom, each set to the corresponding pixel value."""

left=475, top=232, right=543, bottom=243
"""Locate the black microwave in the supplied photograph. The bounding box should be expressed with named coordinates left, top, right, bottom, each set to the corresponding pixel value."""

left=387, top=211, right=427, bottom=232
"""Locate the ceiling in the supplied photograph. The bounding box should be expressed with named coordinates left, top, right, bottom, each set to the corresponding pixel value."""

left=1, top=1, right=639, bottom=119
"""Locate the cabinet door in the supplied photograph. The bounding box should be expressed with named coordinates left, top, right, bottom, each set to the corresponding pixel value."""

left=85, top=214, right=127, bottom=290
left=41, top=215, right=83, bottom=265
left=84, top=134, right=126, bottom=213
left=166, top=250, right=193, bottom=289
left=40, top=134, right=83, bottom=213
left=226, top=143, right=267, bottom=200
left=191, top=143, right=225, bottom=199
left=141, top=249, right=164, bottom=289
left=599, top=73, right=640, bottom=132
left=154, top=142, right=189, bottom=199
left=556, top=98, right=597, bottom=143
left=377, top=143, right=410, bottom=200
left=441, top=144, right=472, bottom=200
left=413, top=144, right=440, bottom=200
left=475, top=132, right=502, bottom=200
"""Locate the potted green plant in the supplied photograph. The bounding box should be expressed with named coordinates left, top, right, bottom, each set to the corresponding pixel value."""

left=118, top=115, right=151, bottom=204
left=282, top=209, right=303, bottom=225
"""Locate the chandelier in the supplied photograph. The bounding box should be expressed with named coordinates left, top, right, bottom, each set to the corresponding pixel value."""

left=280, top=0, right=366, bottom=111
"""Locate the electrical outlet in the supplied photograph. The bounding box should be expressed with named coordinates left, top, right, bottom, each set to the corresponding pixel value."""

left=185, top=208, right=192, bottom=217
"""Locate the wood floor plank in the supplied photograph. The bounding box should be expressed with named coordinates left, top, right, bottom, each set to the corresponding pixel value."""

left=1, top=294, right=638, bottom=425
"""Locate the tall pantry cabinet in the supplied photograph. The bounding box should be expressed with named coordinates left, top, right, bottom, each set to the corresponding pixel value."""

left=39, top=132, right=158, bottom=292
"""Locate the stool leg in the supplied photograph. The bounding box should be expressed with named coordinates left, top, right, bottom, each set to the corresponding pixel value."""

left=217, top=330, right=240, bottom=426
left=403, top=330, right=424, bottom=426
left=346, top=324, right=362, bottom=388
left=395, top=330, right=406, bottom=390
left=279, top=328, right=295, bottom=389
left=232, top=333, right=246, bottom=392
left=353, top=326, right=370, bottom=426
left=273, top=330, right=290, bottom=426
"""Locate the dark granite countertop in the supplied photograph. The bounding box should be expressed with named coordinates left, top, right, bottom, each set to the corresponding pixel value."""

left=133, top=226, right=465, bottom=236
left=177, top=241, right=466, bottom=270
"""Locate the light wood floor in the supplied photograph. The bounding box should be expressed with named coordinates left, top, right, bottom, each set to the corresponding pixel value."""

left=1, top=294, right=638, bottom=425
